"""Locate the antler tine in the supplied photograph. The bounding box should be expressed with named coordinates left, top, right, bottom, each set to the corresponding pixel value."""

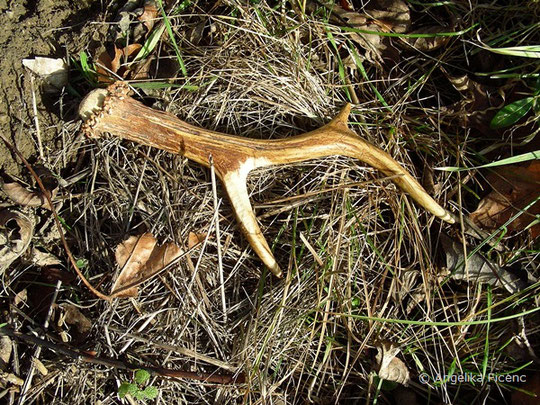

left=80, top=82, right=454, bottom=278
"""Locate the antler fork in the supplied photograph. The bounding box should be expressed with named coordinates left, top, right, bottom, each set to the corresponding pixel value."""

left=79, top=82, right=454, bottom=278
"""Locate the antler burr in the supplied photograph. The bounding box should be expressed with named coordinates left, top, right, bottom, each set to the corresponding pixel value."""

left=79, top=82, right=454, bottom=278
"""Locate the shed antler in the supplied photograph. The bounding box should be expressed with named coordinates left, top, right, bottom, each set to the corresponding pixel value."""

left=80, top=82, right=454, bottom=278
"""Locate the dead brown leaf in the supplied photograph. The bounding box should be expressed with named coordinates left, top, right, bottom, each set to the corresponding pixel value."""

left=1, top=169, right=57, bottom=210
left=375, top=341, right=410, bottom=386
left=96, top=44, right=143, bottom=83
left=0, top=209, right=34, bottom=275
left=470, top=161, right=540, bottom=238
left=61, top=304, right=92, bottom=336
left=111, top=233, right=182, bottom=298
left=188, top=231, right=207, bottom=249
left=366, top=0, right=410, bottom=33
left=405, top=25, right=454, bottom=52
left=14, top=289, right=27, bottom=307
left=96, top=47, right=121, bottom=83
left=0, top=335, right=12, bottom=366
left=30, top=247, right=61, bottom=267
left=138, top=0, right=158, bottom=32
left=308, top=0, right=409, bottom=63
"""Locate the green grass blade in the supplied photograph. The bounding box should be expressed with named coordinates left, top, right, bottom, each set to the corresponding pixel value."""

left=134, top=23, right=166, bottom=62
left=347, top=43, right=390, bottom=109
left=339, top=23, right=478, bottom=39
left=156, top=0, right=187, bottom=77
left=436, top=150, right=539, bottom=172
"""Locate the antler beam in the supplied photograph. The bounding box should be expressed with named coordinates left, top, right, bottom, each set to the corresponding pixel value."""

left=79, top=82, right=454, bottom=278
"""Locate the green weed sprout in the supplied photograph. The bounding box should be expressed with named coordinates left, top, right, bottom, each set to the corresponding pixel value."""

left=118, top=369, right=158, bottom=402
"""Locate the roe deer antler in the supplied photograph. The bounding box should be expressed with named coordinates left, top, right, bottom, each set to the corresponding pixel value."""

left=79, top=82, right=454, bottom=278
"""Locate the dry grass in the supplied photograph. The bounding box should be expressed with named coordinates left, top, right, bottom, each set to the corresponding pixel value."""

left=2, top=0, right=539, bottom=404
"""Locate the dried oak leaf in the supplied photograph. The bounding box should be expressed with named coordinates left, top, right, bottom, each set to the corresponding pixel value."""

left=0, top=209, right=34, bottom=275
left=60, top=304, right=92, bottom=336
left=1, top=170, right=57, bottom=210
left=96, top=43, right=143, bottom=83
left=138, top=0, right=158, bottom=32
left=375, top=341, right=411, bottom=386
left=470, top=161, right=540, bottom=238
left=441, top=234, right=533, bottom=294
left=308, top=0, right=409, bottom=63
left=112, top=233, right=182, bottom=298
left=188, top=231, right=207, bottom=249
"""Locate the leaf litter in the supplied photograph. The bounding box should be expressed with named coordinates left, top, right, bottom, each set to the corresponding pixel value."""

left=374, top=341, right=411, bottom=386
left=111, top=233, right=183, bottom=298
left=0, top=209, right=34, bottom=275
left=440, top=234, right=535, bottom=294
left=1, top=167, right=58, bottom=210
left=470, top=160, right=540, bottom=238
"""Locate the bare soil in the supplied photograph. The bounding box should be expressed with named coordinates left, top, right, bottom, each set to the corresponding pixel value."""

left=0, top=0, right=99, bottom=173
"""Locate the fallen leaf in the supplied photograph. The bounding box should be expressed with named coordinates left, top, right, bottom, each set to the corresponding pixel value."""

left=375, top=341, right=410, bottom=386
left=22, top=56, right=68, bottom=92
left=1, top=168, right=58, bottom=210
left=0, top=210, right=34, bottom=275
left=339, top=0, right=354, bottom=12
left=96, top=46, right=122, bottom=83
left=61, top=304, right=92, bottom=336
left=112, top=233, right=183, bottom=298
left=138, top=0, right=158, bottom=32
left=470, top=161, right=540, bottom=238
left=96, top=44, right=144, bottom=83
left=2, top=181, right=53, bottom=209
left=113, top=233, right=156, bottom=297
left=308, top=0, right=409, bottom=63
left=0, top=336, right=12, bottom=366
left=30, top=247, right=62, bottom=267
left=188, top=231, right=207, bottom=249
left=440, top=234, right=534, bottom=294
left=366, top=0, right=410, bottom=33
left=13, top=289, right=27, bottom=307
left=405, top=25, right=454, bottom=52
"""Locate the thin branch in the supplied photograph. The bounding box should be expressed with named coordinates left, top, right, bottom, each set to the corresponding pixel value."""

left=0, top=327, right=245, bottom=385
left=0, top=133, right=111, bottom=301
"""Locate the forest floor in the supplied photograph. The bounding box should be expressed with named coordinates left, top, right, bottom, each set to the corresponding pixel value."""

left=0, top=0, right=539, bottom=404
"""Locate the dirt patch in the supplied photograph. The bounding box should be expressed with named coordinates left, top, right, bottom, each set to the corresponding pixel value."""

left=0, top=0, right=98, bottom=174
